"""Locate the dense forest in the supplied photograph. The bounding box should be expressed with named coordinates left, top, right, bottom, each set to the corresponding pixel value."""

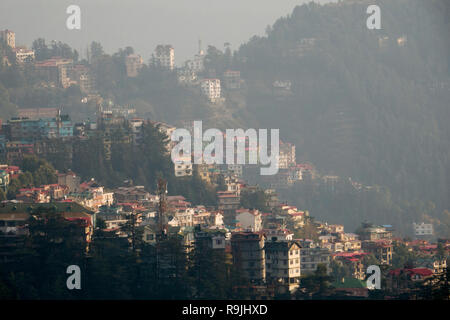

left=230, top=0, right=450, bottom=235
left=0, top=0, right=449, bottom=235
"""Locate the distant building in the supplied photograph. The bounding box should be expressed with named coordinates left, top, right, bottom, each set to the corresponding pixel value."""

left=194, top=228, right=227, bottom=251
left=231, top=232, right=266, bottom=284
left=236, top=209, right=262, bottom=232
left=125, top=54, right=143, bottom=77
left=357, top=223, right=393, bottom=241
left=5, top=142, right=34, bottom=163
left=185, top=50, right=205, bottom=72
left=223, top=70, right=241, bottom=89
left=154, top=45, right=174, bottom=70
left=4, top=112, right=73, bottom=142
left=361, top=240, right=393, bottom=265
left=71, top=64, right=95, bottom=93
left=18, top=108, right=59, bottom=119
left=35, top=57, right=73, bottom=88
left=217, top=191, right=240, bottom=225
left=265, top=240, right=302, bottom=293
left=57, top=171, right=81, bottom=193
left=12, top=47, right=35, bottom=64
left=201, top=79, right=221, bottom=102
left=413, top=222, right=433, bottom=237
left=299, top=241, right=331, bottom=275
left=0, top=29, right=15, bottom=48
left=278, top=141, right=296, bottom=169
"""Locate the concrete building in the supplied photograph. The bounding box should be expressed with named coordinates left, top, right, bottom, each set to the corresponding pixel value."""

left=154, top=45, right=174, bottom=70
left=194, top=228, right=226, bottom=251
left=223, top=70, right=241, bottom=89
left=299, top=241, right=331, bottom=275
left=125, top=54, right=143, bottom=77
left=4, top=112, right=73, bottom=142
left=413, top=222, right=433, bottom=237
left=185, top=49, right=205, bottom=72
left=231, top=232, right=266, bottom=284
left=12, top=47, right=35, bottom=64
left=201, top=79, right=221, bottom=102
left=217, top=191, right=240, bottom=225
left=278, top=141, right=296, bottom=169
left=357, top=223, right=393, bottom=241
left=265, top=240, right=302, bottom=293
left=0, top=29, right=15, bottom=48
left=57, top=171, right=81, bottom=193
left=362, top=240, right=393, bottom=265
left=71, top=64, right=95, bottom=93
left=35, top=57, right=73, bottom=88
left=236, top=209, right=262, bottom=232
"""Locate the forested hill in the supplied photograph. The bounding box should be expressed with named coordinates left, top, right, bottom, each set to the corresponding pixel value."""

left=233, top=0, right=450, bottom=216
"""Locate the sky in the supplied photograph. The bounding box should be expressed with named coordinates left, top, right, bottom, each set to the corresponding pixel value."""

left=0, top=0, right=336, bottom=64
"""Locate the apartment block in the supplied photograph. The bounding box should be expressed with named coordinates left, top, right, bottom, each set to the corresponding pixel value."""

left=0, top=29, right=15, bottom=48
left=265, top=240, right=302, bottom=293
left=125, top=54, right=143, bottom=77
left=154, top=45, right=174, bottom=70
left=201, top=79, right=221, bottom=102
left=231, top=232, right=266, bottom=284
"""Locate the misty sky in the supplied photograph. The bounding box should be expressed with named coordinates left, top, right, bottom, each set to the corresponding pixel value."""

left=0, top=0, right=336, bottom=64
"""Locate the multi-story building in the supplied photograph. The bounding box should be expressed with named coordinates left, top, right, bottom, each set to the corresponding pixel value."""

left=5, top=142, right=34, bottom=163
left=0, top=29, right=15, bottom=48
left=217, top=191, right=240, bottom=225
left=71, top=64, right=95, bottom=93
left=413, top=222, right=433, bottom=237
left=236, top=209, right=262, bottom=232
left=4, top=112, right=73, bottom=142
left=224, top=174, right=241, bottom=195
left=332, top=252, right=370, bottom=280
left=154, top=45, right=174, bottom=70
left=12, top=47, right=35, bottom=64
left=125, top=54, right=143, bottom=77
left=201, top=79, right=221, bottom=102
left=35, top=57, right=73, bottom=88
left=361, top=240, right=393, bottom=265
left=265, top=240, right=302, bottom=293
left=299, top=241, right=331, bottom=275
left=185, top=49, right=205, bottom=72
left=223, top=70, right=241, bottom=89
left=194, top=228, right=226, bottom=251
left=278, top=141, right=296, bottom=169
left=356, top=223, right=393, bottom=241
left=57, top=171, right=81, bottom=193
left=231, top=232, right=266, bottom=284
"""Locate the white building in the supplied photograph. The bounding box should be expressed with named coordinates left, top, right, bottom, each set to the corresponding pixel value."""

left=265, top=241, right=302, bottom=293
left=185, top=50, right=205, bottom=72
left=413, top=222, right=433, bottom=236
left=154, top=45, right=174, bottom=70
left=0, top=29, right=15, bottom=48
left=236, top=209, right=262, bottom=232
left=13, top=47, right=35, bottom=64
left=201, top=79, right=221, bottom=102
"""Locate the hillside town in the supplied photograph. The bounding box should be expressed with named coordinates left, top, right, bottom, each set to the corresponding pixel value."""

left=0, top=26, right=449, bottom=301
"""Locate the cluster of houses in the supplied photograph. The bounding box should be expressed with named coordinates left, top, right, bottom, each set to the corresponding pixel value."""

left=1, top=29, right=448, bottom=299
left=1, top=161, right=447, bottom=298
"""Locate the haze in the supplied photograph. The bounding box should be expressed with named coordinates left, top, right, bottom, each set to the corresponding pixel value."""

left=0, top=0, right=335, bottom=63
